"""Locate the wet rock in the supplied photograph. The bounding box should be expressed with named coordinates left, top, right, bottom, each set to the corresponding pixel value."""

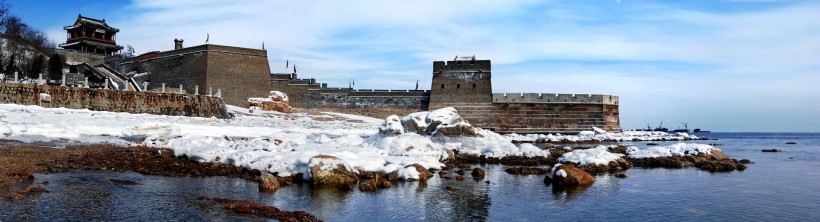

left=110, top=178, right=141, bottom=185
left=358, top=173, right=392, bottom=192
left=438, top=171, right=448, bottom=176
left=576, top=158, right=633, bottom=175
left=740, top=159, right=751, bottom=164
left=608, top=145, right=628, bottom=154
left=457, top=163, right=471, bottom=169
left=259, top=173, right=279, bottom=192
left=615, top=173, right=629, bottom=178
left=444, top=185, right=459, bottom=191
left=407, top=163, right=433, bottom=181
left=737, top=163, right=748, bottom=171
left=203, top=197, right=322, bottom=222
left=552, top=164, right=595, bottom=186
left=762, top=149, right=780, bottom=152
left=786, top=142, right=797, bottom=145
left=699, top=160, right=738, bottom=172
left=309, top=155, right=359, bottom=189
left=24, top=186, right=48, bottom=193
left=543, top=175, right=553, bottom=184
left=471, top=168, right=485, bottom=178
left=456, top=169, right=465, bottom=175
left=504, top=166, right=550, bottom=175
left=456, top=175, right=466, bottom=181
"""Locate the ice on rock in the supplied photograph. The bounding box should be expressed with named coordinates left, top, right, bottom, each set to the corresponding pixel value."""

left=558, top=145, right=624, bottom=166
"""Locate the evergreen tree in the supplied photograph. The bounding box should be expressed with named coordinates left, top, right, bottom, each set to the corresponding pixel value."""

left=47, top=53, right=65, bottom=80
left=5, top=53, right=18, bottom=79
left=28, top=54, right=44, bottom=79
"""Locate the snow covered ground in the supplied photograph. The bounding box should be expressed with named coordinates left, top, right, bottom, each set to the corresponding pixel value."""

left=0, top=104, right=536, bottom=180
left=0, top=103, right=720, bottom=180
left=504, top=127, right=702, bottom=143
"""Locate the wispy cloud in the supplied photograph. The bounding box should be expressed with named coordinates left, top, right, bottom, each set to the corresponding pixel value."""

left=41, top=0, right=820, bottom=131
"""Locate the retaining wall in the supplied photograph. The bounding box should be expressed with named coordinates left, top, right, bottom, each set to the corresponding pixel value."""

left=0, top=83, right=229, bottom=119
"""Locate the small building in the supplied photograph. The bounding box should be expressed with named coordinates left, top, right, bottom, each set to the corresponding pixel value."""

left=58, top=15, right=123, bottom=55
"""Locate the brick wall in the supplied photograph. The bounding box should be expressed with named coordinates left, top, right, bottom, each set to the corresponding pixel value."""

left=429, top=60, right=493, bottom=108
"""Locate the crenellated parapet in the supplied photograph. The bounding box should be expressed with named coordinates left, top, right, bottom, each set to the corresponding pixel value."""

left=492, top=93, right=619, bottom=105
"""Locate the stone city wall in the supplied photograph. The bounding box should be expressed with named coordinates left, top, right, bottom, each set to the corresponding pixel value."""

left=0, top=83, right=229, bottom=119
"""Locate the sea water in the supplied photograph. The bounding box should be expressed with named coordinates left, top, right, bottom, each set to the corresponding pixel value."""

left=2, top=132, right=820, bottom=221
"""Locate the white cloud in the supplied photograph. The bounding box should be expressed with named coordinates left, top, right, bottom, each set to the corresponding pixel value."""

left=43, top=0, right=820, bottom=131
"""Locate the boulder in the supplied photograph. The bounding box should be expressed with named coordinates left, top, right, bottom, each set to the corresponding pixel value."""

left=709, top=149, right=730, bottom=160
left=408, top=163, right=432, bottom=181
left=471, top=168, right=485, bottom=178
left=456, top=175, right=466, bottom=181
left=358, top=173, right=392, bottom=192
left=247, top=91, right=291, bottom=113
left=378, top=115, right=405, bottom=135
left=551, top=164, right=595, bottom=186
left=258, top=172, right=279, bottom=192
left=614, top=173, right=630, bottom=178
left=308, top=155, right=359, bottom=189
left=740, top=159, right=751, bottom=164
left=400, top=113, right=427, bottom=134
left=435, top=123, right=479, bottom=137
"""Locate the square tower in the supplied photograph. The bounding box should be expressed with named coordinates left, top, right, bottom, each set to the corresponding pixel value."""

left=429, top=56, right=493, bottom=109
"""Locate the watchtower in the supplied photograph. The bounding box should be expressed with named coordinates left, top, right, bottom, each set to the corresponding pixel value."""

left=429, top=56, right=493, bottom=109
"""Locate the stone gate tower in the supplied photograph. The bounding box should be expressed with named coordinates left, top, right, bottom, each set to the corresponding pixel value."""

left=429, top=56, right=493, bottom=109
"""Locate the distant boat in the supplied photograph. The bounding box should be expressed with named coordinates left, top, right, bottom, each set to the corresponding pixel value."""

left=694, top=128, right=711, bottom=133
left=635, top=121, right=668, bottom=132
left=670, top=122, right=690, bottom=133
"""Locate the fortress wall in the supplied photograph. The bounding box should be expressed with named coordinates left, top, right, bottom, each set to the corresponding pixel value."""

left=429, top=60, right=493, bottom=108
left=206, top=47, right=271, bottom=106
left=118, top=45, right=271, bottom=107
left=492, top=93, right=619, bottom=105
left=0, top=83, right=229, bottom=118
left=488, top=102, right=620, bottom=134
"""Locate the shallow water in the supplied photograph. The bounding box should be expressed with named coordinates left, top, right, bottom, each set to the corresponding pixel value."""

left=2, top=132, right=820, bottom=221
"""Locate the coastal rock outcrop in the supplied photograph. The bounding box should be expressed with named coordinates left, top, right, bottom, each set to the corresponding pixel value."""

left=627, top=143, right=746, bottom=172
left=557, top=145, right=632, bottom=174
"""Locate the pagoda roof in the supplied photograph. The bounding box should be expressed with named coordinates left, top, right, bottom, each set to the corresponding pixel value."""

left=64, top=14, right=119, bottom=32
left=59, top=39, right=124, bottom=50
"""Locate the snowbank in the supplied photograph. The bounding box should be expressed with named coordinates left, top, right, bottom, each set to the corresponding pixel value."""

left=626, top=143, right=717, bottom=159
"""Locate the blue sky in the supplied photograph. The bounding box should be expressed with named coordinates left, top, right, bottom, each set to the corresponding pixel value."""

left=7, top=0, right=820, bottom=132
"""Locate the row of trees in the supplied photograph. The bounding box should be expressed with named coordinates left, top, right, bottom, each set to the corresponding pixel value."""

left=0, top=0, right=54, bottom=50
left=0, top=0, right=63, bottom=81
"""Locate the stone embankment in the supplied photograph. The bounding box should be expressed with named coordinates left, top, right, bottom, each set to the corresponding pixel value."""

left=0, top=82, right=228, bottom=118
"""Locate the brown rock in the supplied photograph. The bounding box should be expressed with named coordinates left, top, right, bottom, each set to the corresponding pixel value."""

left=740, top=159, right=751, bottom=164
left=709, top=149, right=730, bottom=160
left=505, top=166, right=550, bottom=175
left=456, top=175, right=466, bottom=181
left=309, top=155, right=359, bottom=188
left=10, top=192, right=23, bottom=200
left=737, top=163, right=748, bottom=171
left=552, top=164, right=595, bottom=186
left=471, top=168, right=485, bottom=178
left=259, top=172, right=279, bottom=192
left=406, top=163, right=432, bottom=181
left=614, top=173, right=629, bottom=178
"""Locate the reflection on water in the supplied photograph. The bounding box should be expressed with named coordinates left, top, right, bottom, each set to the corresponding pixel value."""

left=3, top=133, right=820, bottom=221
